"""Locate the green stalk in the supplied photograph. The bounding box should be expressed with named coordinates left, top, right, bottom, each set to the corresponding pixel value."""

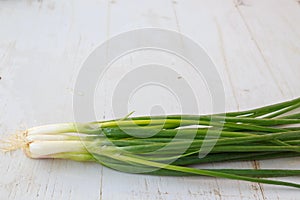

left=105, top=153, right=300, bottom=189
left=2, top=96, right=300, bottom=189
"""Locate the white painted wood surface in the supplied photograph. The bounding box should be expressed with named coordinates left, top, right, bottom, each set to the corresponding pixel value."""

left=0, top=0, right=300, bottom=199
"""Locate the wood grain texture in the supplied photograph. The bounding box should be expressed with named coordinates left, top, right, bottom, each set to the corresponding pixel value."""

left=0, top=0, right=299, bottom=199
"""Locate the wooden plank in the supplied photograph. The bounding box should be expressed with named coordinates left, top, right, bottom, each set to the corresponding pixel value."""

left=0, top=0, right=107, bottom=199
left=235, top=0, right=300, bottom=97
left=235, top=0, right=300, bottom=199
left=98, top=0, right=216, bottom=199
left=171, top=1, right=271, bottom=199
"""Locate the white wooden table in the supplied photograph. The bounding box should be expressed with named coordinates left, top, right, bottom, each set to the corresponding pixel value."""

left=1, top=0, right=300, bottom=199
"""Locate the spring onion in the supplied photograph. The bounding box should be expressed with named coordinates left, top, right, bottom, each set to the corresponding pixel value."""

left=2, top=97, right=300, bottom=189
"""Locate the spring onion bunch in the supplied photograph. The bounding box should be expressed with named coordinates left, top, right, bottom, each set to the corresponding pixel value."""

left=2, top=97, right=300, bottom=188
